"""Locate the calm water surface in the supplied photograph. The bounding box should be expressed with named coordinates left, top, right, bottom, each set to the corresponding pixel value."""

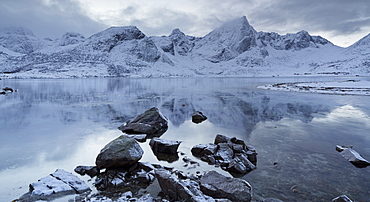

left=0, top=77, right=370, bottom=201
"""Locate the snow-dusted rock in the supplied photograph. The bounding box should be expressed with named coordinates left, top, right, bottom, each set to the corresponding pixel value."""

left=336, top=145, right=370, bottom=168
left=169, top=28, right=195, bottom=56
left=155, top=169, right=215, bottom=202
left=19, top=169, right=90, bottom=201
left=83, top=26, right=145, bottom=52
left=332, top=194, right=353, bottom=202
left=200, top=170, right=252, bottom=202
left=96, top=135, right=144, bottom=169
left=118, top=107, right=168, bottom=137
left=257, top=30, right=331, bottom=51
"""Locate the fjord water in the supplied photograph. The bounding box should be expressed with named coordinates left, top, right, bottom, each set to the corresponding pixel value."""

left=1, top=77, right=370, bottom=201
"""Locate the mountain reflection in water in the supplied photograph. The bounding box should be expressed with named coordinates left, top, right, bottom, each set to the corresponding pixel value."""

left=1, top=77, right=370, bottom=201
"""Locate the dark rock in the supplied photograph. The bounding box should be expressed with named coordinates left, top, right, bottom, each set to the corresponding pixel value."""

left=118, top=107, right=168, bottom=137
left=95, top=135, right=143, bottom=169
left=214, top=134, right=230, bottom=144
left=336, top=145, right=370, bottom=168
left=19, top=169, right=90, bottom=201
left=332, top=195, right=353, bottom=202
left=153, top=151, right=179, bottom=163
left=74, top=165, right=99, bottom=177
left=192, top=111, right=207, bottom=124
left=149, top=137, right=181, bottom=162
left=149, top=137, right=181, bottom=154
left=214, top=143, right=234, bottom=162
left=155, top=169, right=212, bottom=201
left=232, top=144, right=244, bottom=153
left=2, top=87, right=14, bottom=92
left=230, top=137, right=246, bottom=146
left=200, top=170, right=252, bottom=202
left=191, top=143, right=218, bottom=157
left=263, top=198, right=284, bottom=202
left=227, top=153, right=256, bottom=175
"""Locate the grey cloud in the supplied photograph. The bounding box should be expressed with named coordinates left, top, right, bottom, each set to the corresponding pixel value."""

left=0, top=0, right=106, bottom=39
left=249, top=0, right=370, bottom=35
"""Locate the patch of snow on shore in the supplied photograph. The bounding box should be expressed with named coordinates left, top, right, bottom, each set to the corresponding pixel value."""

left=258, top=79, right=370, bottom=96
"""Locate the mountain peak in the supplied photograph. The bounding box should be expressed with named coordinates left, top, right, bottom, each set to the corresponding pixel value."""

left=194, top=16, right=257, bottom=62
left=217, top=16, right=253, bottom=32
left=350, top=33, right=370, bottom=48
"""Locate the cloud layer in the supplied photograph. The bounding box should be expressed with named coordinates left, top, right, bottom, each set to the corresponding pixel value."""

left=0, top=0, right=369, bottom=47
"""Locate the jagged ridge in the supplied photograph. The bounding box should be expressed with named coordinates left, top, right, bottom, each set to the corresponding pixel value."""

left=0, top=16, right=369, bottom=78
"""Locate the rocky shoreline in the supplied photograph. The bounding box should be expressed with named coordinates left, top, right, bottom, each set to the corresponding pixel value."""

left=16, top=107, right=355, bottom=202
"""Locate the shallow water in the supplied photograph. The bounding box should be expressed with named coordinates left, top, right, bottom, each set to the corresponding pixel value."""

left=1, top=77, right=370, bottom=201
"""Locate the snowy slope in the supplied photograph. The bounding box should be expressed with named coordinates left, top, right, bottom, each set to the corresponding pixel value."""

left=0, top=16, right=369, bottom=78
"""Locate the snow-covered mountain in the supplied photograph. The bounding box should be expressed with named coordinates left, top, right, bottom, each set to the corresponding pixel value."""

left=0, top=16, right=369, bottom=78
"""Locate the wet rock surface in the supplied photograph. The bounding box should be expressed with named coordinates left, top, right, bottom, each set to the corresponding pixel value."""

left=74, top=165, right=100, bottom=177
left=18, top=169, right=90, bottom=201
left=93, top=162, right=156, bottom=192
left=336, top=145, right=370, bottom=168
left=200, top=170, right=252, bottom=202
left=192, top=111, right=207, bottom=124
left=149, top=137, right=181, bottom=162
left=192, top=134, right=257, bottom=175
left=96, top=135, right=144, bottom=169
left=118, top=107, right=168, bottom=138
left=155, top=169, right=213, bottom=201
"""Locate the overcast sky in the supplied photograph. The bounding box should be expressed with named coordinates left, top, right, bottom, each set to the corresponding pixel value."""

left=1, top=0, right=369, bottom=47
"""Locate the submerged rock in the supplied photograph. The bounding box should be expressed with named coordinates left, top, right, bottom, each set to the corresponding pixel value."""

left=192, top=111, right=207, bottom=124
left=200, top=170, right=252, bottom=202
left=336, top=145, right=370, bottom=168
left=118, top=107, right=168, bottom=138
left=96, top=135, right=144, bottom=169
left=19, top=169, right=90, bottom=201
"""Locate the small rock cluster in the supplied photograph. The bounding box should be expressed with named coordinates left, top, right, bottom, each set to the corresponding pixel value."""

left=191, top=134, right=257, bottom=175
left=156, top=168, right=252, bottom=202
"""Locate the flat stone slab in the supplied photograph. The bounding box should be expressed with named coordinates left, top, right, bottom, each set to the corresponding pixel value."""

left=19, top=169, right=90, bottom=201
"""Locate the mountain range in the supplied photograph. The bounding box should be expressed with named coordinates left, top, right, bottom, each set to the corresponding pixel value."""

left=0, top=16, right=369, bottom=78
